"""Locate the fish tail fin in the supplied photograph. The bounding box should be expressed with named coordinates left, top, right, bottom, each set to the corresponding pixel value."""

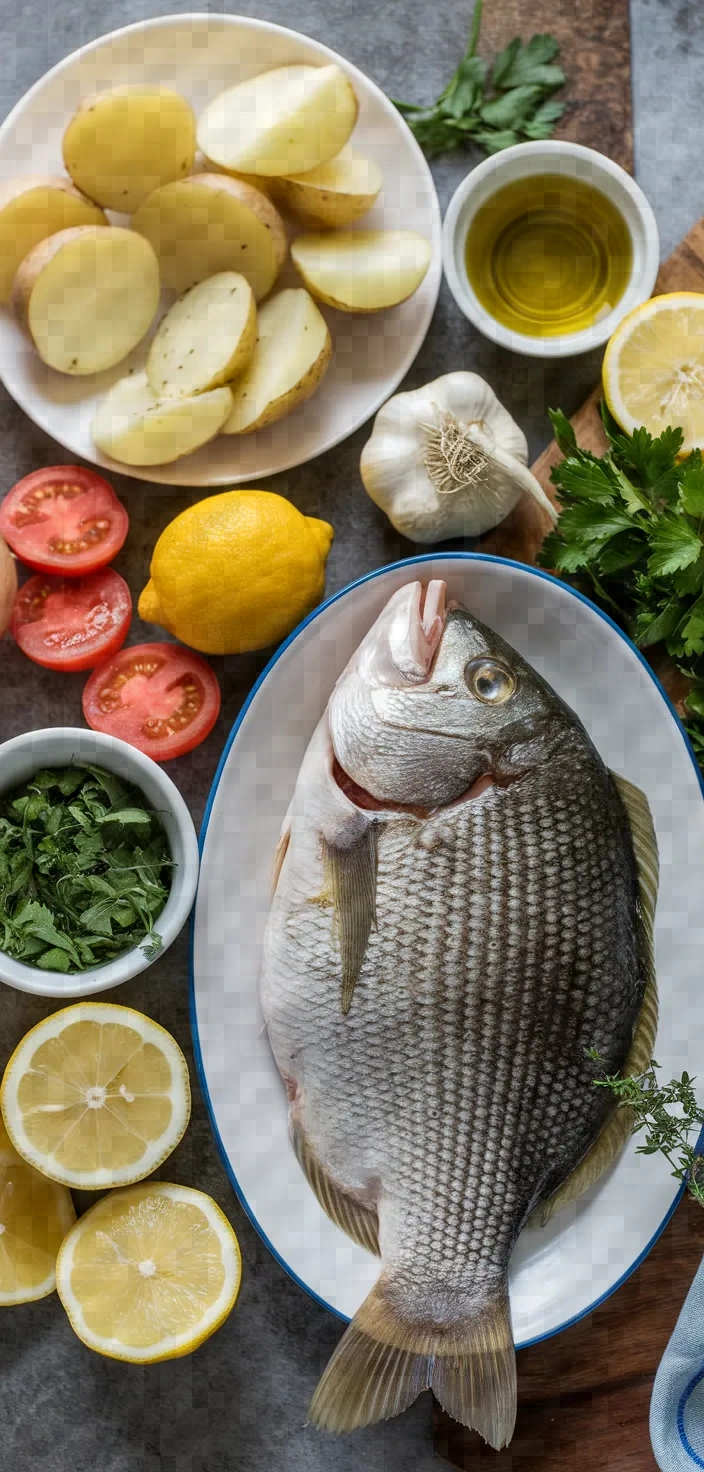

left=308, top=1274, right=516, bottom=1449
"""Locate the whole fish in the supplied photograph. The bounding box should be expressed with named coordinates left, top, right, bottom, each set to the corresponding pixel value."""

left=262, top=580, right=658, bottom=1447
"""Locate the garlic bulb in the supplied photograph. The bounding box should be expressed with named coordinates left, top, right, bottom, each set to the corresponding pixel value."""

left=360, top=371, right=557, bottom=543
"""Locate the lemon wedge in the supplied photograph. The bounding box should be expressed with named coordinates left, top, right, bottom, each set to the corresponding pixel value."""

left=1, top=1003, right=190, bottom=1189
left=603, top=292, right=704, bottom=453
left=0, top=1118, right=75, bottom=1303
left=56, top=1182, right=241, bottom=1361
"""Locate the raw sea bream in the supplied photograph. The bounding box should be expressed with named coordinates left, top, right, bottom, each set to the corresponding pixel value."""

left=261, top=579, right=659, bottom=1448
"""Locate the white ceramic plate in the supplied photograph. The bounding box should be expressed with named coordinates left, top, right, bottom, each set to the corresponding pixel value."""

left=191, top=554, right=704, bottom=1343
left=0, top=13, right=441, bottom=488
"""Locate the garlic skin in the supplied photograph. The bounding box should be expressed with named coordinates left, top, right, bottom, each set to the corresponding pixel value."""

left=360, top=371, right=557, bottom=543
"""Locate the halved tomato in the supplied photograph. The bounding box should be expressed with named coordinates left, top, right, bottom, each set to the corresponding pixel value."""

left=0, top=467, right=128, bottom=575
left=10, top=568, right=132, bottom=672
left=82, top=642, right=221, bottom=761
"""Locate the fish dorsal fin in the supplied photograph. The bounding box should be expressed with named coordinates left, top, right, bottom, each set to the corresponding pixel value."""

left=322, top=823, right=378, bottom=1015
left=537, top=772, right=659, bottom=1226
left=293, top=1126, right=380, bottom=1256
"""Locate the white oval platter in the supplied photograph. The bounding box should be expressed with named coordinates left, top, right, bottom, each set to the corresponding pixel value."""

left=191, top=553, right=704, bottom=1342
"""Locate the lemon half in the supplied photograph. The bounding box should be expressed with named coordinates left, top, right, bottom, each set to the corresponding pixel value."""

left=0, top=1119, right=75, bottom=1303
left=56, top=1182, right=241, bottom=1361
left=1, top=1003, right=191, bottom=1189
left=603, top=292, right=704, bottom=453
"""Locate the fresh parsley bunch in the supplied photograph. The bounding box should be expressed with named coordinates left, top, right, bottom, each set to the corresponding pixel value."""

left=0, top=764, right=171, bottom=972
left=539, top=405, right=704, bottom=764
left=394, top=0, right=565, bottom=158
left=587, top=1051, right=704, bottom=1207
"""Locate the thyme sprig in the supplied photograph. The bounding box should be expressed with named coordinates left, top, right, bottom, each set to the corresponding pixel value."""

left=586, top=1050, right=704, bottom=1207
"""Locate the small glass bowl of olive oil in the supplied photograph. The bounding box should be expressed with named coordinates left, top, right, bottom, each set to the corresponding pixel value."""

left=442, top=142, right=659, bottom=358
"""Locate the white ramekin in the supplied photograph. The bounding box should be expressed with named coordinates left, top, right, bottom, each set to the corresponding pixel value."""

left=0, top=728, right=199, bottom=998
left=442, top=140, right=660, bottom=358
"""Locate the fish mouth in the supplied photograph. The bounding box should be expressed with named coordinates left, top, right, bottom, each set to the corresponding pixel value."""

left=332, top=759, right=515, bottom=818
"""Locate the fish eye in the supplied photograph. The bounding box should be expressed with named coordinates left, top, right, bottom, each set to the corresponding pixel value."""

left=465, top=658, right=516, bottom=705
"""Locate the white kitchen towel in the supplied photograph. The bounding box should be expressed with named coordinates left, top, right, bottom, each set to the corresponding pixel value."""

left=651, top=1251, right=704, bottom=1470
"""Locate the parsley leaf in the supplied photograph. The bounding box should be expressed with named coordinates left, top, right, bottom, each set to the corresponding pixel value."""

left=539, top=407, right=704, bottom=770
left=393, top=1, right=566, bottom=158
left=0, top=766, right=173, bottom=974
left=647, top=514, right=703, bottom=578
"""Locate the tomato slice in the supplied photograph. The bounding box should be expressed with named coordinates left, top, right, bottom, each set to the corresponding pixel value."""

left=0, top=466, right=129, bottom=575
left=82, top=642, right=221, bottom=761
left=10, top=568, right=132, bottom=672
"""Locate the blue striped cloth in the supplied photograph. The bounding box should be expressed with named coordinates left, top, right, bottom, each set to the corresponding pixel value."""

left=652, top=1253, right=704, bottom=1469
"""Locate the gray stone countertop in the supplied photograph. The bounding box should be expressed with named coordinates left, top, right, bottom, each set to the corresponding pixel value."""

left=0, top=1, right=702, bottom=1468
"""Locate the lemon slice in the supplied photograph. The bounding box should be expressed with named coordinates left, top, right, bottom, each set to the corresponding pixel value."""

left=0, top=1118, right=75, bottom=1303
left=56, top=1182, right=241, bottom=1361
left=1, top=1003, right=190, bottom=1189
left=603, top=292, right=704, bottom=453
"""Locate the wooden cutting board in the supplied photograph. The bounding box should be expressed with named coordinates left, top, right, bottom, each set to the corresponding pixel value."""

left=433, top=4, right=704, bottom=1468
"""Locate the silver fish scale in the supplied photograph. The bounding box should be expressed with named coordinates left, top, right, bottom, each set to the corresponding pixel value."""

left=264, top=750, right=642, bottom=1305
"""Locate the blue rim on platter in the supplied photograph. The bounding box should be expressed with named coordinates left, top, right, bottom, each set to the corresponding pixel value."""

left=190, top=551, right=704, bottom=1344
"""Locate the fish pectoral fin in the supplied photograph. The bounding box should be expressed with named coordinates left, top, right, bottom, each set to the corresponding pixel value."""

left=322, top=822, right=378, bottom=1014
left=270, top=822, right=291, bottom=899
left=293, top=1127, right=379, bottom=1256
left=536, top=972, right=659, bottom=1226
left=308, top=1272, right=516, bottom=1450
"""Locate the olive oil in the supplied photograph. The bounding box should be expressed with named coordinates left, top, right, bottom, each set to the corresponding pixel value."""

left=465, top=174, right=632, bottom=338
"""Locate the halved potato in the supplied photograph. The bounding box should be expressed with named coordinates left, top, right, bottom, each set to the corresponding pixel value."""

left=13, top=226, right=160, bottom=375
left=91, top=370, right=233, bottom=465
left=223, top=287, right=331, bottom=435
left=147, top=272, right=256, bottom=398
left=291, top=229, right=432, bottom=312
left=132, top=175, right=287, bottom=298
left=0, top=176, right=107, bottom=304
left=62, top=86, right=196, bottom=213
left=197, top=64, right=358, bottom=177
left=193, top=153, right=272, bottom=197
left=271, top=147, right=382, bottom=227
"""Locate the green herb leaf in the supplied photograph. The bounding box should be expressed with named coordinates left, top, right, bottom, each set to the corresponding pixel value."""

left=635, top=598, right=687, bottom=648
left=521, top=99, right=565, bottom=139
left=394, top=6, right=565, bottom=159
left=679, top=455, right=704, bottom=518
left=39, top=948, right=72, bottom=973
left=0, top=766, right=172, bottom=975
left=548, top=408, right=577, bottom=456
left=588, top=1051, right=704, bottom=1208
left=100, top=808, right=152, bottom=827
left=492, top=33, right=563, bottom=90
left=647, top=513, right=703, bottom=578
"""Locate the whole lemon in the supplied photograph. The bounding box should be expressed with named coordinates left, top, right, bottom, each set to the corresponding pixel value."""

left=138, top=491, right=334, bottom=654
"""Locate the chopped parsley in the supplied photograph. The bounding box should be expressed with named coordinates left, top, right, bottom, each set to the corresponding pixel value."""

left=0, top=764, right=172, bottom=973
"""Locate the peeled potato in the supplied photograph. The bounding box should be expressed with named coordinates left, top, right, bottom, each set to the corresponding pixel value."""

left=0, top=177, right=107, bottom=304
left=92, top=370, right=233, bottom=465
left=132, top=174, right=287, bottom=298
left=147, top=272, right=256, bottom=398
left=197, top=64, right=358, bottom=177
left=271, top=147, right=382, bottom=227
left=13, top=226, right=160, bottom=375
left=223, top=287, right=331, bottom=435
left=291, top=229, right=432, bottom=313
left=62, top=85, right=196, bottom=213
left=193, top=155, right=273, bottom=197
